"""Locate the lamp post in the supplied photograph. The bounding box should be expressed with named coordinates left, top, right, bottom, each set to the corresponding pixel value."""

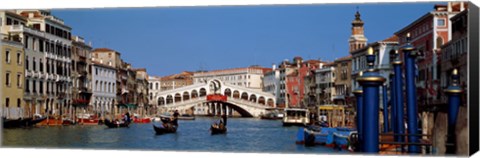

left=389, top=72, right=397, bottom=136
left=356, top=47, right=385, bottom=153
left=444, top=68, right=463, bottom=154
left=402, top=33, right=419, bottom=153
left=392, top=49, right=405, bottom=144
left=353, top=72, right=364, bottom=151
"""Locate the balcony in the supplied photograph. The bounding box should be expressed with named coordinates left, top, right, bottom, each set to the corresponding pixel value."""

left=8, top=25, right=45, bottom=38
left=25, top=71, right=32, bottom=77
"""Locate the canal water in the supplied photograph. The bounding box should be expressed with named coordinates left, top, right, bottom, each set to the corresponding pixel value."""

left=2, top=117, right=347, bottom=154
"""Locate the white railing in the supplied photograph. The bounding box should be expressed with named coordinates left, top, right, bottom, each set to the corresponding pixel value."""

left=164, top=97, right=206, bottom=108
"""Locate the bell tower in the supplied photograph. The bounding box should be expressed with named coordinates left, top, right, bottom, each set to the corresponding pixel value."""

left=349, top=8, right=368, bottom=52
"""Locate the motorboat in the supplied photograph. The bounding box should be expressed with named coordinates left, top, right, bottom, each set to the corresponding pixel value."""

left=282, top=108, right=310, bottom=126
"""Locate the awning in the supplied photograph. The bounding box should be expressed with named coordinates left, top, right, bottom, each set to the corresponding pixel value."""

left=117, top=103, right=137, bottom=108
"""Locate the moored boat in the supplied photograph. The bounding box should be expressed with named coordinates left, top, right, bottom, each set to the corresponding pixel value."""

left=302, top=126, right=336, bottom=146
left=133, top=117, right=152, bottom=123
left=104, top=119, right=130, bottom=128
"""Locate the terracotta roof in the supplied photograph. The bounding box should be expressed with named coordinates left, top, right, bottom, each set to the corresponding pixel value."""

left=131, top=68, right=147, bottom=72
left=161, top=71, right=193, bottom=81
left=335, top=55, right=352, bottom=62
left=92, top=48, right=116, bottom=52
left=382, top=35, right=399, bottom=42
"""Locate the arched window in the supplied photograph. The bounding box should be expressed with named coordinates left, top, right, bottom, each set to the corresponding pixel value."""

left=436, top=37, right=444, bottom=49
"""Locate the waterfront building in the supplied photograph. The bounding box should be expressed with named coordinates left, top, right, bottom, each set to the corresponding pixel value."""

left=276, top=59, right=297, bottom=108
left=440, top=8, right=468, bottom=105
left=332, top=55, right=352, bottom=105
left=395, top=2, right=467, bottom=107
left=0, top=30, right=26, bottom=119
left=314, top=62, right=336, bottom=105
left=161, top=71, right=194, bottom=91
left=90, top=60, right=116, bottom=118
left=148, top=76, right=161, bottom=106
left=262, top=65, right=280, bottom=107
left=71, top=35, right=93, bottom=114
left=286, top=58, right=322, bottom=108
left=193, top=66, right=271, bottom=91
left=15, top=10, right=74, bottom=118
left=92, top=48, right=130, bottom=113
left=132, top=68, right=150, bottom=116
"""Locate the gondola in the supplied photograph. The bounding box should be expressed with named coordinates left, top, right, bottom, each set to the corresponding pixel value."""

left=153, top=124, right=177, bottom=134
left=104, top=119, right=130, bottom=128
left=210, top=124, right=227, bottom=135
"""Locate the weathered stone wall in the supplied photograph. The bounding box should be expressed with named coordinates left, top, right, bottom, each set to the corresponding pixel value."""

left=433, top=112, right=448, bottom=155
left=455, top=106, right=468, bottom=155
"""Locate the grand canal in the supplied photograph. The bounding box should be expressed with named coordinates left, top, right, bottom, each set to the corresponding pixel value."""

left=2, top=117, right=346, bottom=154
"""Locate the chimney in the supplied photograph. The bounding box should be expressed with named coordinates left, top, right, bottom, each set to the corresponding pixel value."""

left=448, top=2, right=452, bottom=12
left=272, top=64, right=277, bottom=70
left=319, top=63, right=324, bottom=68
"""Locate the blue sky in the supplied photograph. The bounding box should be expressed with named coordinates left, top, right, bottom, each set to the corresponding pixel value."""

left=53, top=2, right=438, bottom=76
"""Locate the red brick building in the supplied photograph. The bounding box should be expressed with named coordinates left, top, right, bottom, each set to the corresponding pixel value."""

left=285, top=57, right=322, bottom=108
left=394, top=2, right=467, bottom=107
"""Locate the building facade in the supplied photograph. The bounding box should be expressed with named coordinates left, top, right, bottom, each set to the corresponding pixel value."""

left=193, top=66, right=270, bottom=91
left=148, top=76, right=161, bottom=106
left=333, top=55, right=352, bottom=105
left=71, top=35, right=93, bottom=114
left=91, top=61, right=116, bottom=118
left=395, top=2, right=467, bottom=107
left=161, top=71, right=194, bottom=91
left=440, top=8, right=468, bottom=105
left=315, top=62, right=336, bottom=105
left=133, top=68, right=149, bottom=116
left=1, top=34, right=25, bottom=119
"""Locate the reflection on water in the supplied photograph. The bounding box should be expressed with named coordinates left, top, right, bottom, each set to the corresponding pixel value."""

left=2, top=117, right=346, bottom=154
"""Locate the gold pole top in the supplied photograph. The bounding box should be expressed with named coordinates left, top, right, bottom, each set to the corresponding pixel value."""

left=406, top=32, right=411, bottom=38
left=367, top=47, right=374, bottom=55
left=453, top=69, right=458, bottom=75
left=359, top=71, right=363, bottom=77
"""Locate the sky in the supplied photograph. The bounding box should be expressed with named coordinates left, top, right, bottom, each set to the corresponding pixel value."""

left=52, top=2, right=438, bottom=77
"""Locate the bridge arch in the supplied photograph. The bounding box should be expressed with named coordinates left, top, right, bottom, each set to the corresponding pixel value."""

left=199, top=88, right=207, bottom=97
left=258, top=96, right=265, bottom=105
left=191, top=90, right=198, bottom=99
left=183, top=91, right=190, bottom=101
left=166, top=95, right=173, bottom=104
left=249, top=94, right=257, bottom=102
left=241, top=92, right=248, bottom=100
left=224, top=88, right=232, bottom=97
left=233, top=90, right=240, bottom=99
left=174, top=93, right=182, bottom=103
left=158, top=97, right=165, bottom=106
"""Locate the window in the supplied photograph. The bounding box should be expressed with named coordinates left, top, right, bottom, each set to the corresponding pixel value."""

left=5, top=50, right=10, bottom=63
left=5, top=98, right=9, bottom=107
left=437, top=19, right=445, bottom=26
left=40, top=59, right=44, bottom=72
left=39, top=81, right=43, bottom=94
left=39, top=39, right=44, bottom=52
left=6, top=72, right=11, bottom=86
left=16, top=52, right=21, bottom=65
left=6, top=18, right=12, bottom=25
left=17, top=98, right=21, bottom=107
left=33, top=80, right=36, bottom=93
left=33, top=58, right=36, bottom=71
left=25, top=35, right=29, bottom=49
left=17, top=74, right=21, bottom=88
left=25, top=80, right=30, bottom=93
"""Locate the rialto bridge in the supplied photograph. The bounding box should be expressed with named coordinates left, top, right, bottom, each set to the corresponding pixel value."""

left=156, top=79, right=276, bottom=117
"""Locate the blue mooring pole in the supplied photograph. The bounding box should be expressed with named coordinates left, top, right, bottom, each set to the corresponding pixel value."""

left=445, top=69, right=463, bottom=154
left=389, top=73, right=397, bottom=136
left=382, top=84, right=388, bottom=133
left=403, top=33, right=420, bottom=153
left=392, top=50, right=405, bottom=145
left=353, top=86, right=364, bottom=152
left=357, top=47, right=385, bottom=153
